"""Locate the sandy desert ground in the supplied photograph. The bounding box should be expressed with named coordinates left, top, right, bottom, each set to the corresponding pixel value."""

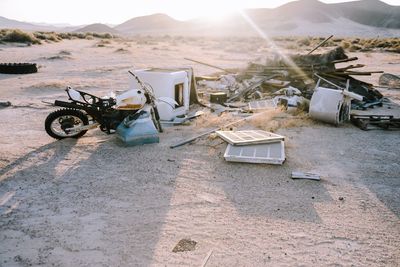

left=0, top=38, right=399, bottom=266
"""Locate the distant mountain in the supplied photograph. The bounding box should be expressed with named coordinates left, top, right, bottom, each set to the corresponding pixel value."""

left=74, top=23, right=119, bottom=34
left=1, top=0, right=400, bottom=37
left=114, top=0, right=400, bottom=37
left=114, top=13, right=185, bottom=34
left=0, top=16, right=57, bottom=31
left=333, top=0, right=400, bottom=28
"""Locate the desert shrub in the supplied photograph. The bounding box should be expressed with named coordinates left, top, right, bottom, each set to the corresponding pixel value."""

left=57, top=32, right=71, bottom=39
left=297, top=37, right=311, bottom=47
left=95, top=39, right=112, bottom=47
left=33, top=31, right=61, bottom=42
left=340, top=41, right=351, bottom=49
left=48, top=33, right=61, bottom=42
left=322, top=39, right=336, bottom=47
left=285, top=43, right=298, bottom=50
left=75, top=32, right=87, bottom=39
left=0, top=29, right=117, bottom=45
left=273, top=36, right=296, bottom=42
left=33, top=32, right=47, bottom=40
left=92, top=32, right=113, bottom=39
left=1, top=29, right=41, bottom=44
left=349, top=44, right=361, bottom=52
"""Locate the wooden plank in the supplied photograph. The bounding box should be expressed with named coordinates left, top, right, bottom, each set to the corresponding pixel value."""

left=330, top=57, right=358, bottom=64
left=335, top=64, right=365, bottom=71
left=184, top=58, right=235, bottom=74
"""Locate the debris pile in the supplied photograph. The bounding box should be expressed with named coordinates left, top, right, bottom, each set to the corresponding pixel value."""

left=197, top=47, right=383, bottom=108
left=240, top=47, right=383, bottom=103
left=173, top=44, right=400, bottom=156
left=194, top=46, right=392, bottom=127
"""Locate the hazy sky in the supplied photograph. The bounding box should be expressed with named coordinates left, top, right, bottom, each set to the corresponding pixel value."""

left=0, top=0, right=399, bottom=25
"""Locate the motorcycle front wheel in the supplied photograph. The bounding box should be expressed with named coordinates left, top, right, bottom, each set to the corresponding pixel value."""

left=45, top=109, right=89, bottom=139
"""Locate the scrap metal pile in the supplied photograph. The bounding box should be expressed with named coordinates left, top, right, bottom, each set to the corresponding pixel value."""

left=194, top=46, right=396, bottom=128
left=198, top=47, right=383, bottom=109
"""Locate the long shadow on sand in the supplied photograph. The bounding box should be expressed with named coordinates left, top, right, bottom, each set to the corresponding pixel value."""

left=0, top=138, right=179, bottom=266
left=181, top=145, right=332, bottom=224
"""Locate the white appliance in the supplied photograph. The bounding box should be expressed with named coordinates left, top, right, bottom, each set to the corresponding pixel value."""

left=129, top=68, right=191, bottom=121
left=309, top=77, right=363, bottom=125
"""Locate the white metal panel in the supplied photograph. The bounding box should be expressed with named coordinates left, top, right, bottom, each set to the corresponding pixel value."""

left=216, top=130, right=284, bottom=146
left=224, top=141, right=285, bottom=165
left=248, top=99, right=277, bottom=110
left=291, top=171, right=321, bottom=181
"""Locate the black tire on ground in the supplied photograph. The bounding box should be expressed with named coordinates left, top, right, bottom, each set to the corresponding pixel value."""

left=0, top=63, right=38, bottom=74
left=45, top=109, right=89, bottom=140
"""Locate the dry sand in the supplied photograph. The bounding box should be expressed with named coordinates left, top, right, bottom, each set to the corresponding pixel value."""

left=0, top=38, right=399, bottom=266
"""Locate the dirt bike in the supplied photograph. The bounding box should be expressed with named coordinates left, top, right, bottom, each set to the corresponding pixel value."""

left=44, top=71, right=163, bottom=139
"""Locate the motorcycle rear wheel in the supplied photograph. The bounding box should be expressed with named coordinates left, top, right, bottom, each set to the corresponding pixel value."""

left=45, top=109, right=89, bottom=139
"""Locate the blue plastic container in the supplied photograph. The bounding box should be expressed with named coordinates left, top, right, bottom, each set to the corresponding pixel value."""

left=116, top=111, right=159, bottom=146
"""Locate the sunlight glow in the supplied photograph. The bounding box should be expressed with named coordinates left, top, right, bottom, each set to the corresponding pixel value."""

left=1, top=0, right=397, bottom=25
left=238, top=10, right=311, bottom=81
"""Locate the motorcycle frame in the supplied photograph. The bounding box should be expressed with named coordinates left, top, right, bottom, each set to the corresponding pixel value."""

left=53, top=88, right=130, bottom=133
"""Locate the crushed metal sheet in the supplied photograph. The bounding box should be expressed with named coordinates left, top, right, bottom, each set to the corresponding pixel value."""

left=291, top=171, right=321, bottom=181
left=248, top=99, right=277, bottom=110
left=224, top=141, right=285, bottom=165
left=216, top=130, right=284, bottom=146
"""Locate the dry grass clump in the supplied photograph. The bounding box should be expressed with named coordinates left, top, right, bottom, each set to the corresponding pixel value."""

left=0, top=29, right=116, bottom=45
left=114, top=47, right=130, bottom=53
left=194, top=111, right=238, bottom=129
left=250, top=109, right=314, bottom=132
left=339, top=37, right=400, bottom=52
left=340, top=41, right=351, bottom=49
left=33, top=32, right=62, bottom=42
left=297, top=37, right=311, bottom=47
left=25, top=79, right=96, bottom=90
left=195, top=108, right=313, bottom=133
left=272, top=36, right=399, bottom=52
left=95, top=39, right=112, bottom=47
left=24, top=81, right=69, bottom=89
left=0, top=29, right=41, bottom=44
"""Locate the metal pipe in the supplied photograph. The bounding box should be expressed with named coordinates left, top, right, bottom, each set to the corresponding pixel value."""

left=170, top=111, right=269, bottom=149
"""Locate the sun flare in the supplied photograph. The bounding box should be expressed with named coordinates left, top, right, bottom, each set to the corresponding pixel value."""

left=167, top=1, right=243, bottom=22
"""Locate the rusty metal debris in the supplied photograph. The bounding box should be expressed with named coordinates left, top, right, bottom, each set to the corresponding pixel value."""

left=350, top=115, right=400, bottom=130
